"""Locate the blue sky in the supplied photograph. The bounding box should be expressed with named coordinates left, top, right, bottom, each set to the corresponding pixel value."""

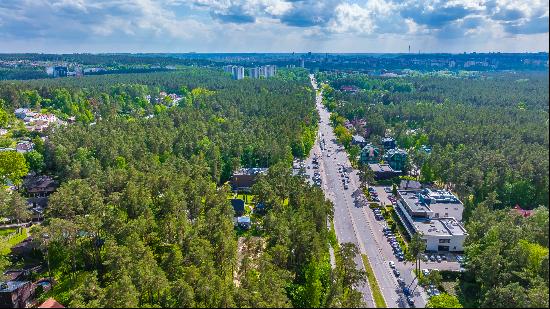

left=0, top=0, right=548, bottom=53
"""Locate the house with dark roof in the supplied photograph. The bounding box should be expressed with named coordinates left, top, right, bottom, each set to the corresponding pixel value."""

left=0, top=281, right=32, bottom=308
left=231, top=199, right=245, bottom=217
left=368, top=163, right=401, bottom=180
left=230, top=168, right=268, bottom=192
left=23, top=176, right=58, bottom=198
left=360, top=143, right=380, bottom=164
left=382, top=137, right=397, bottom=150
left=351, top=135, right=367, bottom=148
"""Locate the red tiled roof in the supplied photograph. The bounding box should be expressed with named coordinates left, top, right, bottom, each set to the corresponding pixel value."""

left=38, top=298, right=64, bottom=308
left=513, top=205, right=534, bottom=217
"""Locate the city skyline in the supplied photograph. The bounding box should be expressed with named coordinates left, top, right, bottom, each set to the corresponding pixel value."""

left=0, top=0, right=548, bottom=54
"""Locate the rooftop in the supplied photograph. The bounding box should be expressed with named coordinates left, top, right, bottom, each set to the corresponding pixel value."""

left=352, top=135, right=366, bottom=143
left=0, top=281, right=28, bottom=293
left=413, top=217, right=467, bottom=237
left=398, top=188, right=464, bottom=220
left=233, top=167, right=268, bottom=176
left=368, top=163, right=395, bottom=173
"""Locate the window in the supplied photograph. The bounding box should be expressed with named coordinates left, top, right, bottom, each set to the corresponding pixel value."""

left=439, top=239, right=451, bottom=243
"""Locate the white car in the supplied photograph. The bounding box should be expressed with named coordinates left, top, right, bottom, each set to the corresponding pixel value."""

left=389, top=261, right=396, bottom=269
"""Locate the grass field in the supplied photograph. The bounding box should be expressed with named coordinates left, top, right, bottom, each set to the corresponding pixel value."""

left=1, top=228, right=28, bottom=255
left=361, top=254, right=387, bottom=308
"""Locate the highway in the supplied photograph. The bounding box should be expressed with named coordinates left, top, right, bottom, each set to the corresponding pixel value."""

left=307, top=74, right=427, bottom=308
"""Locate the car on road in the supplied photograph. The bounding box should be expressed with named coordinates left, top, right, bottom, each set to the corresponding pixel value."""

left=389, top=261, right=396, bottom=269
left=393, top=269, right=400, bottom=277
left=406, top=296, right=415, bottom=307
left=397, top=278, right=405, bottom=287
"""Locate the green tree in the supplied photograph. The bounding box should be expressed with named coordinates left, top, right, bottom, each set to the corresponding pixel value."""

left=0, top=151, right=29, bottom=185
left=24, top=150, right=45, bottom=173
left=426, top=293, right=463, bottom=308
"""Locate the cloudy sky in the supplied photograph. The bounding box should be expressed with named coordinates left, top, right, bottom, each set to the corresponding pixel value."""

left=0, top=0, right=548, bottom=53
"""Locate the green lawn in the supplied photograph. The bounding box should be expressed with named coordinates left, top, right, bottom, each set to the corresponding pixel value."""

left=361, top=254, right=387, bottom=308
left=1, top=228, right=28, bottom=255
left=0, top=228, right=17, bottom=237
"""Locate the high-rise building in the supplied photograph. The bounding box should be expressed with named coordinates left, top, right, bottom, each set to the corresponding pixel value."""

left=224, top=65, right=245, bottom=80
left=52, top=66, right=68, bottom=78
left=249, top=67, right=260, bottom=79
left=232, top=66, right=245, bottom=80
left=261, top=65, right=277, bottom=78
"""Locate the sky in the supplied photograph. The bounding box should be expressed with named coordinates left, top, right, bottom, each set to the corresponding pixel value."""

left=0, top=0, right=548, bottom=53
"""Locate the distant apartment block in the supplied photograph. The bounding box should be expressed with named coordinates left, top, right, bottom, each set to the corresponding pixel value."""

left=223, top=65, right=245, bottom=80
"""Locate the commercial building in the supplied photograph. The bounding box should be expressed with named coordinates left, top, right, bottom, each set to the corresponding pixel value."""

left=394, top=188, right=467, bottom=252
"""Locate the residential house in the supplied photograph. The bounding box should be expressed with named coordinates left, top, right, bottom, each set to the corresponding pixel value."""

left=384, top=148, right=408, bottom=172
left=237, top=216, right=251, bottom=230
left=351, top=135, right=367, bottom=148
left=38, top=298, right=65, bottom=308
left=381, top=137, right=396, bottom=150
left=230, top=168, right=268, bottom=192
left=360, top=143, right=380, bottom=164
left=23, top=176, right=58, bottom=198
left=368, top=163, right=401, bottom=180
left=0, top=281, right=33, bottom=308
left=231, top=199, right=245, bottom=217
left=16, top=141, right=34, bottom=153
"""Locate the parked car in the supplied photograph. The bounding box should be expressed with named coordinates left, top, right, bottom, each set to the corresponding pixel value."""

left=406, top=296, right=415, bottom=307
left=384, top=187, right=392, bottom=193
left=393, top=269, right=400, bottom=277
left=422, top=269, right=430, bottom=276
left=441, top=254, right=447, bottom=261
left=396, top=254, right=404, bottom=261
left=389, top=261, right=396, bottom=269
left=436, top=255, right=442, bottom=263
left=397, top=278, right=405, bottom=287
left=429, top=255, right=436, bottom=262
left=402, top=286, right=411, bottom=296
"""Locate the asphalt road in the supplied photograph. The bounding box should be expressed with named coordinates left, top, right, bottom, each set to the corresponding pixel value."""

left=307, top=74, right=427, bottom=308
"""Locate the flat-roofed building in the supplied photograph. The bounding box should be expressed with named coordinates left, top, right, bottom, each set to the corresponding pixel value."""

left=394, top=188, right=467, bottom=252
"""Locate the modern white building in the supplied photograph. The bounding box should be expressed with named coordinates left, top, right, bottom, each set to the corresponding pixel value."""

left=223, top=65, right=245, bottom=80
left=395, top=188, right=467, bottom=252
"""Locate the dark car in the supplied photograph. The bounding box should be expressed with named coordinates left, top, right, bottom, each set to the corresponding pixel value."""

left=393, top=269, right=400, bottom=277
left=406, top=296, right=415, bottom=307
